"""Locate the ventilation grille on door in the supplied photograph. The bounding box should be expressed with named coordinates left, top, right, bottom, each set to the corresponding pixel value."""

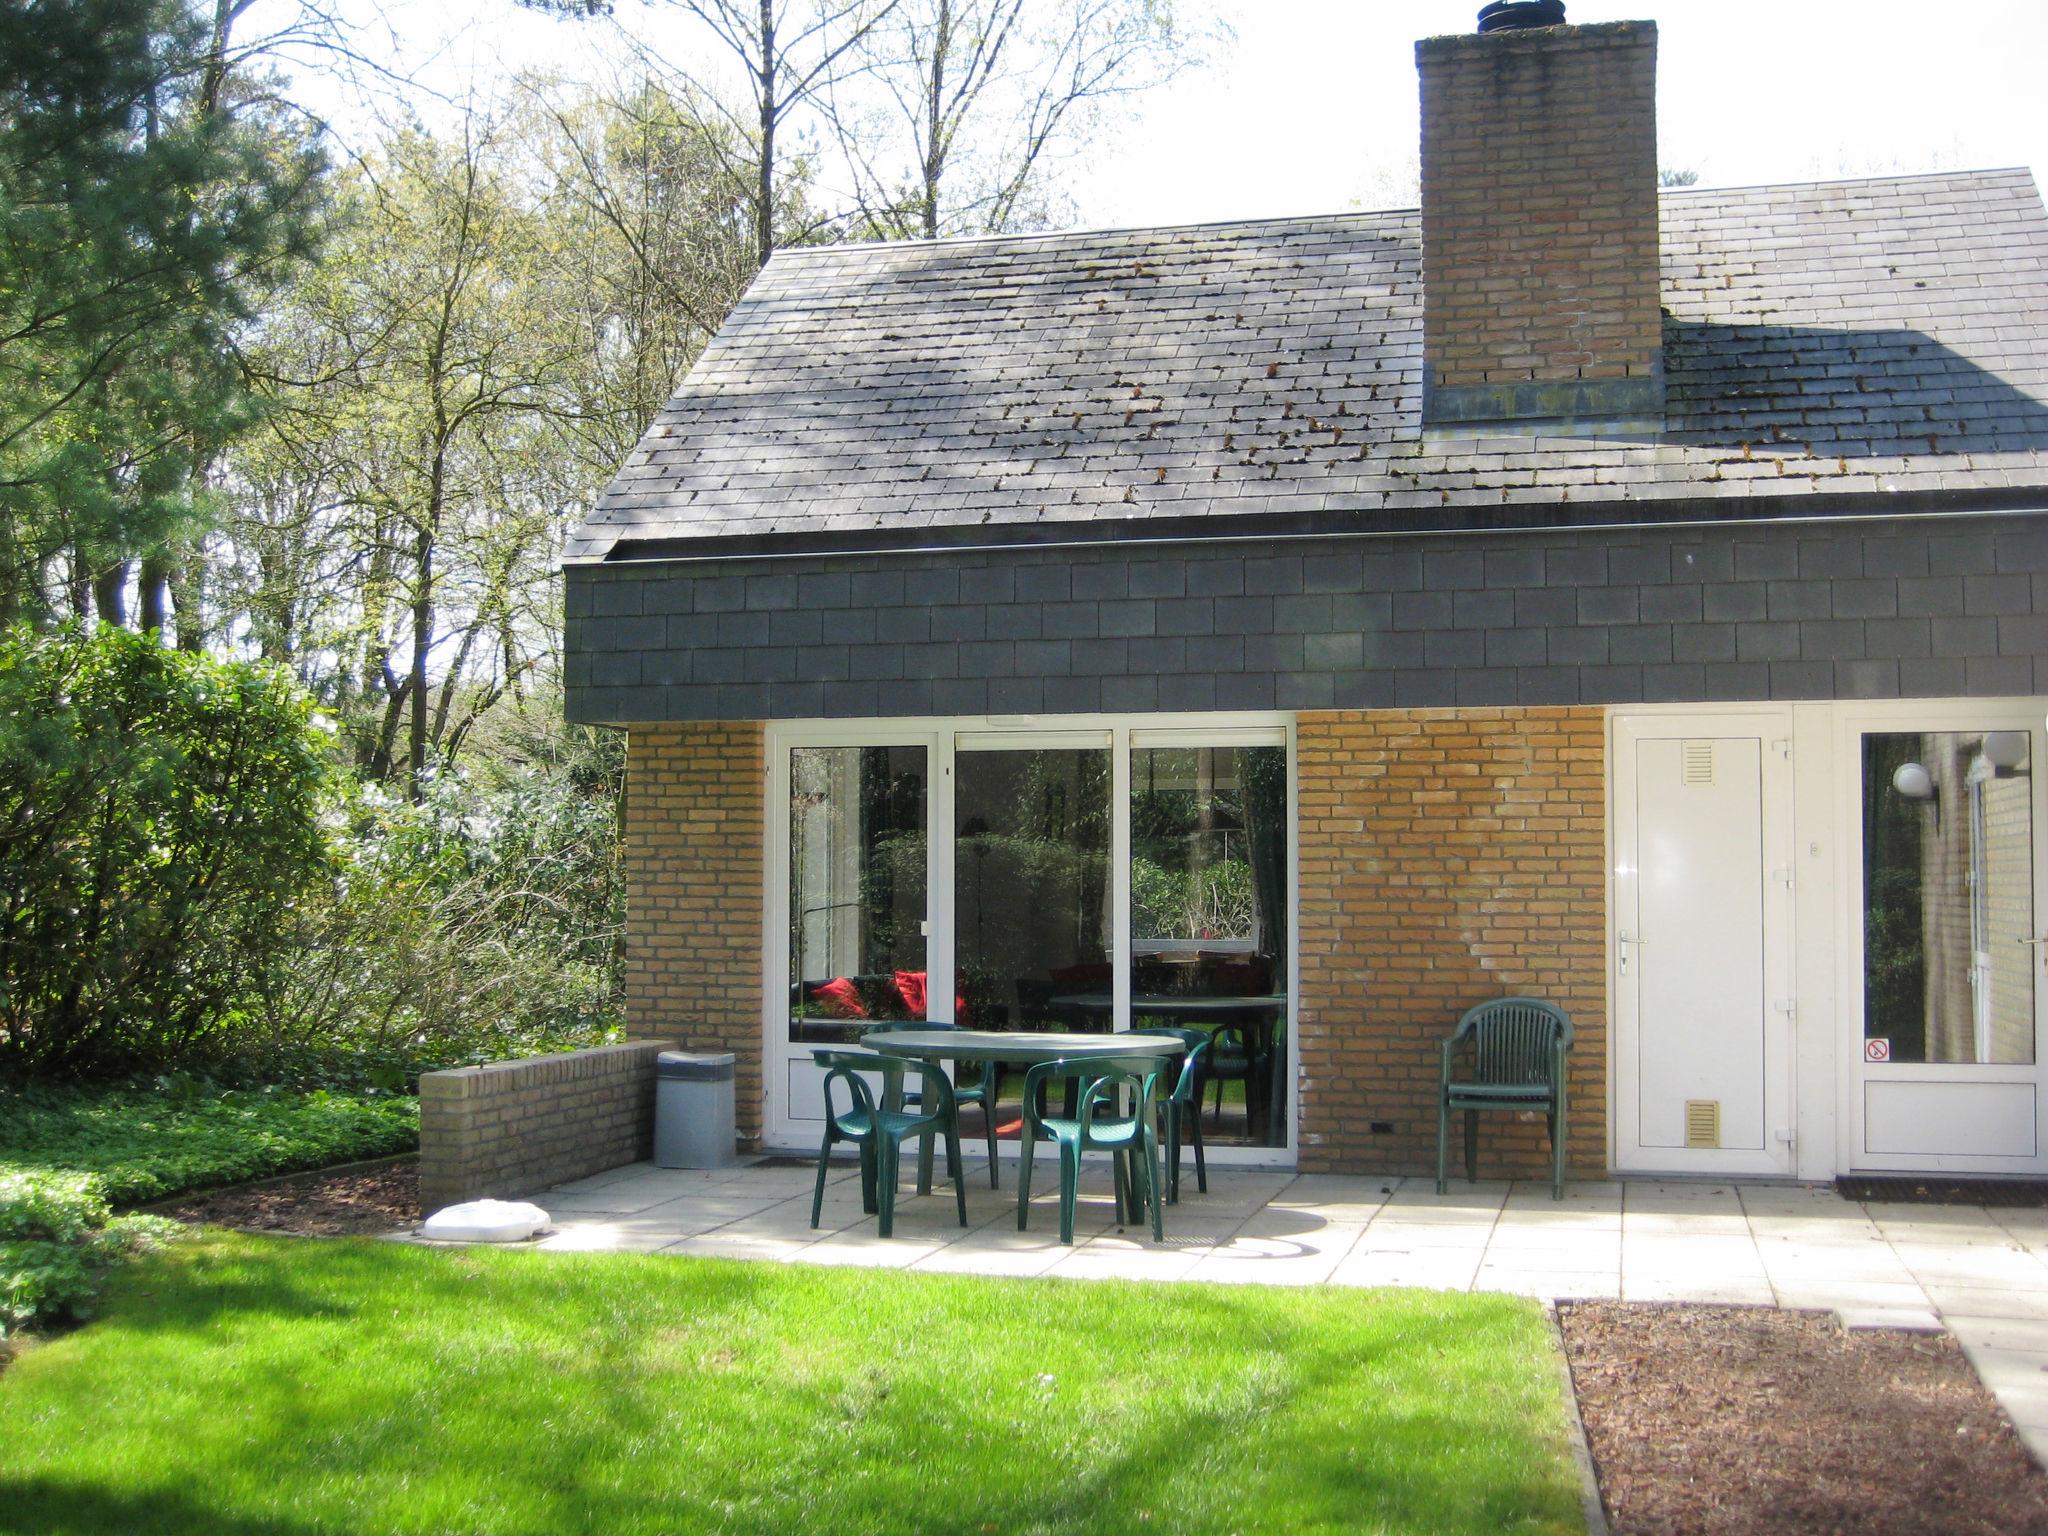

left=1682, top=740, right=1716, bottom=786
left=1685, top=1099, right=1721, bottom=1149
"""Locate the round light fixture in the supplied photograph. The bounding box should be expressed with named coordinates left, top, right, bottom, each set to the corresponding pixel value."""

left=1983, top=731, right=2030, bottom=771
left=1892, top=761, right=1936, bottom=800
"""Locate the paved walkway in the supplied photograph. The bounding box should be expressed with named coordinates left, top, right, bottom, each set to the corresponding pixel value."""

left=503, top=1158, right=2048, bottom=1463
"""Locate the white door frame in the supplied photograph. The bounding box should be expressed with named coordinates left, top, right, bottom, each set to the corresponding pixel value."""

left=761, top=713, right=1299, bottom=1166
left=1834, top=699, right=2048, bottom=1175
left=1610, top=708, right=1799, bottom=1177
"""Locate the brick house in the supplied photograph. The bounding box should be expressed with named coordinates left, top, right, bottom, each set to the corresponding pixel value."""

left=563, top=9, right=2048, bottom=1183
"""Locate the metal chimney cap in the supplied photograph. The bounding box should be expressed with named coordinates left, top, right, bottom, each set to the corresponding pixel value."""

left=1477, top=0, right=1568, bottom=31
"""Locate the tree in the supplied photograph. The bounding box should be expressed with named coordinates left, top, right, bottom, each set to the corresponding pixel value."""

left=0, top=0, right=322, bottom=627
left=217, top=88, right=762, bottom=790
left=0, top=625, right=331, bottom=1077
left=831, top=0, right=1210, bottom=240
left=230, top=119, right=572, bottom=790
left=526, top=77, right=770, bottom=476
left=526, top=0, right=899, bottom=268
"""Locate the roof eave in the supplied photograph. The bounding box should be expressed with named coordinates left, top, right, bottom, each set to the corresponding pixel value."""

left=579, top=483, right=2048, bottom=567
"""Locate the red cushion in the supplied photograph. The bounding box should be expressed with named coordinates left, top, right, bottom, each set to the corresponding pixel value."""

left=809, top=977, right=866, bottom=1019
left=893, top=969, right=928, bottom=1017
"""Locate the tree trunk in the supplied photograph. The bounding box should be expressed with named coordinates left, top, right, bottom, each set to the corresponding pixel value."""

left=138, top=552, right=171, bottom=634
left=167, top=540, right=206, bottom=652
left=408, top=524, right=433, bottom=798
left=755, top=0, right=777, bottom=269
left=922, top=0, right=951, bottom=240
left=93, top=561, right=129, bottom=628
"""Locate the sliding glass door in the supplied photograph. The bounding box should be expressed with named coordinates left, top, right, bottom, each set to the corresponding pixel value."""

left=765, top=718, right=1294, bottom=1159
left=954, top=737, right=1112, bottom=1034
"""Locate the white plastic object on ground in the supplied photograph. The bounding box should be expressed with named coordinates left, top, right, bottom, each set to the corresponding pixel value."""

left=419, top=1199, right=550, bottom=1243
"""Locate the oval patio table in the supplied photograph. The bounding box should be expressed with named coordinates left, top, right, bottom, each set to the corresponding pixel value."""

left=854, top=1029, right=1187, bottom=1194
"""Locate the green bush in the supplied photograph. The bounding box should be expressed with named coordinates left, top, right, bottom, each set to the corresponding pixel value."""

left=0, top=1169, right=109, bottom=1242
left=0, top=1168, right=180, bottom=1334
left=253, top=708, right=625, bottom=1078
left=0, top=1083, right=419, bottom=1204
left=0, top=626, right=332, bottom=1078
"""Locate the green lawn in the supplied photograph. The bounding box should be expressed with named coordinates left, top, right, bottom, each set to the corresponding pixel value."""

left=0, top=1234, right=1585, bottom=1536
left=0, top=1085, right=418, bottom=1204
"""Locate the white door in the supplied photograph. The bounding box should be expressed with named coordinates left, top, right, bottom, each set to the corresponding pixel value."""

left=1844, top=706, right=2048, bottom=1173
left=1614, top=713, right=1796, bottom=1176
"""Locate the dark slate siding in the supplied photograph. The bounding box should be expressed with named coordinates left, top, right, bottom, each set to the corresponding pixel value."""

left=563, top=512, right=2048, bottom=724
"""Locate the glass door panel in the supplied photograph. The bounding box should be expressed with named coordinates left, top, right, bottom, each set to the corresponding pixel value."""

left=1129, top=743, right=1290, bottom=1147
left=1852, top=713, right=2047, bottom=1173
left=1862, top=730, right=2035, bottom=1066
left=787, top=745, right=928, bottom=1046
left=954, top=744, right=1111, bottom=1034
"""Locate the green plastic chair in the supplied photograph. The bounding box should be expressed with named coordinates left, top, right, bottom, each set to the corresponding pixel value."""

left=1149, top=1026, right=1211, bottom=1203
left=1437, top=997, right=1574, bottom=1199
left=862, top=1019, right=1000, bottom=1189
left=1016, top=1056, right=1168, bottom=1245
left=809, top=1049, right=969, bottom=1237
left=1203, top=1021, right=1255, bottom=1128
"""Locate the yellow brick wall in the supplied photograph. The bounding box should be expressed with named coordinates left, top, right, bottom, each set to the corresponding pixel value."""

left=1418, top=23, right=1661, bottom=391
left=623, top=723, right=766, bottom=1144
left=1295, top=708, right=1608, bottom=1178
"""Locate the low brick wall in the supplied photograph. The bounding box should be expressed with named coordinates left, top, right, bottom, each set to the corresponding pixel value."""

left=418, top=1038, right=676, bottom=1212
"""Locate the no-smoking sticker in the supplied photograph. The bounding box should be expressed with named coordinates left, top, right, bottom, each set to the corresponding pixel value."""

left=1865, top=1038, right=1892, bottom=1063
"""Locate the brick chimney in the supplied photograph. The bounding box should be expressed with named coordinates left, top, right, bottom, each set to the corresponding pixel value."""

left=1416, top=15, right=1663, bottom=435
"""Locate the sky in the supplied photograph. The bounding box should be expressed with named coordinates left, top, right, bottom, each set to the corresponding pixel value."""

left=267, top=0, right=2048, bottom=231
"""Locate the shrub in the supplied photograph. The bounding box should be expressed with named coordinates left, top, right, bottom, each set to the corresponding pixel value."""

left=0, top=626, right=332, bottom=1078
left=252, top=708, right=625, bottom=1077
left=0, top=1168, right=180, bottom=1334
left=0, top=1082, right=420, bottom=1205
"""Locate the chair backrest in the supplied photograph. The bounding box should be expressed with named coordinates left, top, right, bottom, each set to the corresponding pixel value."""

left=812, top=1048, right=890, bottom=1128
left=1020, top=1057, right=1168, bottom=1145
left=811, top=1048, right=958, bottom=1126
left=1147, top=1027, right=1211, bottom=1104
left=1450, top=998, right=1573, bottom=1086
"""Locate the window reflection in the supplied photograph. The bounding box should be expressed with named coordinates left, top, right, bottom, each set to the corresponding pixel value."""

left=788, top=746, right=927, bottom=1043
left=1130, top=745, right=1290, bottom=1146
left=954, top=748, right=1111, bottom=1034
left=1864, top=730, right=2036, bottom=1065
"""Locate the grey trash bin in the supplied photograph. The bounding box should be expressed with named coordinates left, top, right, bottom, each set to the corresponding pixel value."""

left=655, top=1051, right=737, bottom=1169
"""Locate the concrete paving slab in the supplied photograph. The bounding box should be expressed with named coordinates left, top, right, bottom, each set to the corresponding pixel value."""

left=1835, top=1307, right=1944, bottom=1333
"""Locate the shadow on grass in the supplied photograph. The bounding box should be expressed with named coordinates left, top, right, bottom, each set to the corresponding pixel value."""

left=0, top=1479, right=328, bottom=1536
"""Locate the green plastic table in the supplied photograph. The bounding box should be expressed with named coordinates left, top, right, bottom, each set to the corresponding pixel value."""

left=855, top=1030, right=1187, bottom=1192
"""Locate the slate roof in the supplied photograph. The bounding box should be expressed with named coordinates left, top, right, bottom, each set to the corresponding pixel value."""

left=565, top=169, right=2048, bottom=564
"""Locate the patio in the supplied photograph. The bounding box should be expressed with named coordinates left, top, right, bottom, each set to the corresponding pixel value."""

left=486, top=1157, right=2048, bottom=1463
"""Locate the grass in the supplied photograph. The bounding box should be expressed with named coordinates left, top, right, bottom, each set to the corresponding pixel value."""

left=0, top=1084, right=418, bottom=1205
left=0, top=1233, right=1585, bottom=1536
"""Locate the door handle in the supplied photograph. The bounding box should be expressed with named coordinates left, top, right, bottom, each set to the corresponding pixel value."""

left=1617, top=930, right=1644, bottom=976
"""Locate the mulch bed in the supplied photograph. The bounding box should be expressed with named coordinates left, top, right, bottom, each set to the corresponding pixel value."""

left=1560, top=1302, right=2048, bottom=1536
left=153, top=1156, right=420, bottom=1237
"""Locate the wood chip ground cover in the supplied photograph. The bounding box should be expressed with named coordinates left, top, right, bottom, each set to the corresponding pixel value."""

left=1560, top=1302, right=2048, bottom=1536
left=153, top=1157, right=419, bottom=1235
